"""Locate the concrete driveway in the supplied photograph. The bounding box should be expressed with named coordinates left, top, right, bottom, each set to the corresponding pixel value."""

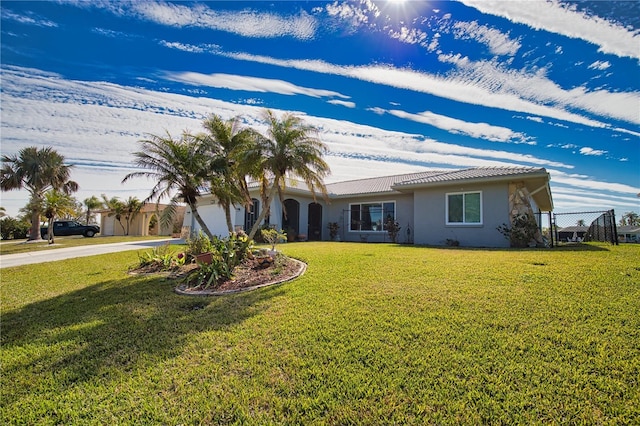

left=0, top=238, right=185, bottom=269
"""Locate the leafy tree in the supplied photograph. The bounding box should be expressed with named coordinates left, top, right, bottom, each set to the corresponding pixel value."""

left=43, top=190, right=78, bottom=243
left=83, top=195, right=103, bottom=225
left=0, top=207, right=6, bottom=218
left=576, top=219, right=586, bottom=227
left=123, top=196, right=143, bottom=236
left=102, top=194, right=127, bottom=235
left=200, top=114, right=256, bottom=234
left=1, top=146, right=78, bottom=240
left=122, top=131, right=222, bottom=239
left=244, top=109, right=330, bottom=240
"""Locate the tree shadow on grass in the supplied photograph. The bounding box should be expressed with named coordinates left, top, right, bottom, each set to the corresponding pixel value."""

left=1, top=274, right=284, bottom=405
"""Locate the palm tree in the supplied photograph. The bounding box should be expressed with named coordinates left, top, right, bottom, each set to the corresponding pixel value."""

left=122, top=131, right=219, bottom=239
left=123, top=196, right=143, bottom=236
left=83, top=195, right=103, bottom=225
left=43, top=190, right=78, bottom=243
left=102, top=195, right=127, bottom=235
left=244, top=109, right=330, bottom=240
left=200, top=114, right=256, bottom=234
left=1, top=146, right=78, bottom=240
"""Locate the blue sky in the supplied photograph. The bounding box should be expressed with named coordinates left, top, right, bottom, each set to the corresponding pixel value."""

left=1, top=0, right=639, bottom=218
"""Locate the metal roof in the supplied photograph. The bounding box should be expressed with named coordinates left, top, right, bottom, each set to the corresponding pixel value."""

left=325, top=171, right=447, bottom=196
left=394, top=166, right=547, bottom=187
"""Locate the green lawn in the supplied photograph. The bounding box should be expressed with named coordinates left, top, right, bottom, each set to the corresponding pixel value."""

left=0, top=235, right=170, bottom=255
left=1, top=243, right=639, bottom=424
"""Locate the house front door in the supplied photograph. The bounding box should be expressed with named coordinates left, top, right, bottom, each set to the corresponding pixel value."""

left=308, top=203, right=322, bottom=241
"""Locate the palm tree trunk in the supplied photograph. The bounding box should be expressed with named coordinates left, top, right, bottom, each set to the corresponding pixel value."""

left=248, top=180, right=279, bottom=240
left=224, top=204, right=234, bottom=235
left=47, top=216, right=55, bottom=244
left=189, top=202, right=215, bottom=239
left=28, top=210, right=42, bottom=241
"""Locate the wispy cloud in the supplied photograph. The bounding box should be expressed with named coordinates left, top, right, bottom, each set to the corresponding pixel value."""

left=328, top=99, right=356, bottom=108
left=1, top=9, right=57, bottom=27
left=2, top=66, right=636, bottom=216
left=221, top=50, right=639, bottom=128
left=460, top=0, right=640, bottom=59
left=452, top=20, right=521, bottom=56
left=162, top=71, right=350, bottom=99
left=376, top=107, right=533, bottom=144
left=579, top=147, right=607, bottom=156
left=588, top=60, right=611, bottom=70
left=158, top=40, right=220, bottom=54
left=133, top=1, right=317, bottom=39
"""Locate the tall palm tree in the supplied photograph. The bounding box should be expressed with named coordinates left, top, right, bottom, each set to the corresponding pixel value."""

left=102, top=194, right=127, bottom=235
left=244, top=109, right=330, bottom=240
left=1, top=146, right=78, bottom=240
left=43, top=190, right=78, bottom=244
left=83, top=195, right=103, bottom=225
left=200, top=114, right=256, bottom=234
left=123, top=196, right=143, bottom=236
left=122, top=131, right=218, bottom=239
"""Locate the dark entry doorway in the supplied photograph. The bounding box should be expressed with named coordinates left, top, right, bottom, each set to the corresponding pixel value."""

left=308, top=203, right=322, bottom=241
left=282, top=199, right=300, bottom=236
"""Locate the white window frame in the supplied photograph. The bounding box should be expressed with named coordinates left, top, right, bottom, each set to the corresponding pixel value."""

left=446, top=191, right=483, bottom=225
left=349, top=201, right=396, bottom=232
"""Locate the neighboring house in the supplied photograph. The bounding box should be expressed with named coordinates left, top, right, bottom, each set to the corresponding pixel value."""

left=100, top=204, right=186, bottom=237
left=557, top=226, right=589, bottom=242
left=185, top=166, right=553, bottom=248
left=617, top=225, right=640, bottom=243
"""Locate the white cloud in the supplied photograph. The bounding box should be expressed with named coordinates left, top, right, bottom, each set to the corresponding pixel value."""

left=1, top=9, right=57, bottom=27
left=452, top=20, right=520, bottom=56
left=382, top=108, right=533, bottom=144
left=328, top=99, right=356, bottom=108
left=460, top=0, right=640, bottom=59
left=224, top=50, right=639, bottom=127
left=158, top=40, right=220, bottom=54
left=588, top=60, right=611, bottom=70
left=579, top=147, right=607, bottom=156
left=162, top=71, right=350, bottom=99
left=132, top=2, right=317, bottom=39
left=2, top=66, right=636, bottom=217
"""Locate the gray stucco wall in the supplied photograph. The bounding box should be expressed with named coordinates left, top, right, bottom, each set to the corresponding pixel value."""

left=412, top=182, right=511, bottom=247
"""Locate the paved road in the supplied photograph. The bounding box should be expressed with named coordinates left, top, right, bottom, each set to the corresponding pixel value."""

left=0, top=238, right=185, bottom=269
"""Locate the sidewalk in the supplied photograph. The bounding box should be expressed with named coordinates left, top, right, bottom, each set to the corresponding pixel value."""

left=0, top=238, right=185, bottom=269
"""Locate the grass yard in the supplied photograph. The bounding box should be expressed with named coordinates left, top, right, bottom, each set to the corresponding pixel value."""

left=1, top=242, right=639, bottom=424
left=0, top=235, right=170, bottom=256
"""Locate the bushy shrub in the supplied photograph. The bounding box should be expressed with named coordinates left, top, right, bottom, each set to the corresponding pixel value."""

left=497, top=213, right=539, bottom=248
left=0, top=216, right=30, bottom=240
left=186, top=231, right=213, bottom=258
left=185, top=232, right=254, bottom=289
left=134, top=243, right=185, bottom=271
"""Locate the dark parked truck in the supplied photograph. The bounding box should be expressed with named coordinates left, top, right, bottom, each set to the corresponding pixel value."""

left=41, top=220, right=100, bottom=238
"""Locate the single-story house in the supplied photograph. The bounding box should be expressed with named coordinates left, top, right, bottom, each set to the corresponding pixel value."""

left=557, top=226, right=589, bottom=243
left=100, top=204, right=186, bottom=237
left=184, top=166, right=553, bottom=248
left=617, top=225, right=640, bottom=243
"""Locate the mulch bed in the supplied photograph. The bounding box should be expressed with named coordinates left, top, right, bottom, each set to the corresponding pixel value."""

left=130, top=255, right=306, bottom=296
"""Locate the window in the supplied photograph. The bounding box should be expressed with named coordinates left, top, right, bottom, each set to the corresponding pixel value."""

left=446, top=191, right=482, bottom=225
left=350, top=202, right=395, bottom=231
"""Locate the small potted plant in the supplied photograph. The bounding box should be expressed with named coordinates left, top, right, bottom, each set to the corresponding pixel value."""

left=328, top=222, right=340, bottom=241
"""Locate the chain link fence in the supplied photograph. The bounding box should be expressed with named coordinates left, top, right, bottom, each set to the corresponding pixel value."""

left=552, top=210, right=618, bottom=246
